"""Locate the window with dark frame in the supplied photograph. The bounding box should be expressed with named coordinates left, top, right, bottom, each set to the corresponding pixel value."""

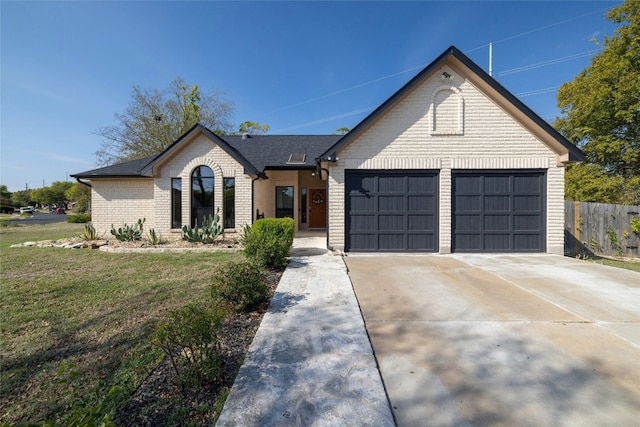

left=223, top=177, right=235, bottom=229
left=301, top=187, right=307, bottom=223
left=191, top=166, right=214, bottom=227
left=171, top=178, right=182, bottom=229
left=275, top=186, right=294, bottom=219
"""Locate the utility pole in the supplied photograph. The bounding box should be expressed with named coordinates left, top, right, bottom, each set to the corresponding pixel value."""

left=489, top=42, right=493, bottom=77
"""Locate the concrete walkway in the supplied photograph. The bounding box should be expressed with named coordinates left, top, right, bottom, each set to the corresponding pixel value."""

left=216, top=233, right=394, bottom=426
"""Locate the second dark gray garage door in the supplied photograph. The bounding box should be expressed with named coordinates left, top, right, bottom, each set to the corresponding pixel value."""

left=453, top=171, right=546, bottom=252
left=346, top=170, right=438, bottom=252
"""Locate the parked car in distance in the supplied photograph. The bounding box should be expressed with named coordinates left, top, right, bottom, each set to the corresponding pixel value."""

left=53, top=208, right=65, bottom=214
left=19, top=207, right=34, bottom=214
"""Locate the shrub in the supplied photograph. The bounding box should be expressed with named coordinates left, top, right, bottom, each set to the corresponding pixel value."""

left=182, top=208, right=224, bottom=243
left=150, top=304, right=226, bottom=386
left=211, top=259, right=268, bottom=312
left=111, top=218, right=145, bottom=242
left=67, top=213, right=92, bottom=223
left=242, top=217, right=295, bottom=267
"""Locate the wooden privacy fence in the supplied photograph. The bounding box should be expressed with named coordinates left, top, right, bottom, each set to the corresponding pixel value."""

left=565, top=201, right=640, bottom=258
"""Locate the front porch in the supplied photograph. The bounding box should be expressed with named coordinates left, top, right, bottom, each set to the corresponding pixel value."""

left=253, top=169, right=327, bottom=232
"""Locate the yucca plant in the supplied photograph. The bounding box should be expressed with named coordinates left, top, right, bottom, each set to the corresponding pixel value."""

left=80, top=223, right=101, bottom=241
left=147, top=228, right=164, bottom=245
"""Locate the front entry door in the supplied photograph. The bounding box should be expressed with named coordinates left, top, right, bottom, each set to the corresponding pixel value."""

left=309, top=188, right=327, bottom=228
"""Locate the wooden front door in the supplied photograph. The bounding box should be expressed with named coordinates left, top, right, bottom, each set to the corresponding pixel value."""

left=308, top=188, right=327, bottom=228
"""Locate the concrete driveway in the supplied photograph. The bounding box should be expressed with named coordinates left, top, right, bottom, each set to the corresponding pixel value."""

left=345, top=254, right=640, bottom=427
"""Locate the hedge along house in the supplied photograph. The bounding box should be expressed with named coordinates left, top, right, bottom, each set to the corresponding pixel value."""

left=73, top=46, right=583, bottom=254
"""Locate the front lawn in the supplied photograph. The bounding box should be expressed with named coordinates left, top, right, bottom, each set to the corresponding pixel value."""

left=0, top=223, right=241, bottom=425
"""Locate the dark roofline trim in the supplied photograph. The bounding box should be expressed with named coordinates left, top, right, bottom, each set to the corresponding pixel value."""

left=319, top=45, right=584, bottom=162
left=140, top=123, right=261, bottom=176
left=263, top=165, right=317, bottom=171
left=70, top=155, right=160, bottom=179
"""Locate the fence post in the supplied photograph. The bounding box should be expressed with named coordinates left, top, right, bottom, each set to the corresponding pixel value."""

left=574, top=201, right=581, bottom=255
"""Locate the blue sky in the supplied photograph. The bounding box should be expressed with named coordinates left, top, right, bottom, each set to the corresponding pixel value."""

left=1, top=1, right=622, bottom=192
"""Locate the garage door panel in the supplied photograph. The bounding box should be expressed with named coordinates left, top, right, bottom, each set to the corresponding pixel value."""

left=485, top=176, right=510, bottom=193
left=379, top=196, right=404, bottom=211
left=485, top=195, right=510, bottom=211
left=453, top=171, right=545, bottom=253
left=350, top=214, right=375, bottom=231
left=351, top=234, right=375, bottom=250
left=514, top=234, right=543, bottom=250
left=379, top=234, right=404, bottom=250
left=408, top=195, right=435, bottom=211
left=407, top=176, right=435, bottom=192
left=514, top=195, right=541, bottom=211
left=379, top=215, right=404, bottom=231
left=350, top=195, right=375, bottom=212
left=456, top=176, right=481, bottom=192
left=514, top=175, right=543, bottom=192
left=484, top=215, right=510, bottom=231
left=378, top=176, right=405, bottom=193
left=408, top=234, right=435, bottom=250
left=484, top=234, right=510, bottom=250
left=456, top=195, right=481, bottom=211
left=514, top=215, right=541, bottom=231
left=456, top=234, right=481, bottom=250
left=456, top=215, right=481, bottom=231
left=346, top=171, right=438, bottom=252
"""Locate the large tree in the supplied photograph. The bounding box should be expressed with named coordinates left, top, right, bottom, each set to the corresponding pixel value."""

left=555, top=0, right=640, bottom=204
left=95, top=77, right=235, bottom=165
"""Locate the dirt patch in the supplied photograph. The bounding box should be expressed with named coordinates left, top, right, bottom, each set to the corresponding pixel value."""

left=114, top=267, right=284, bottom=426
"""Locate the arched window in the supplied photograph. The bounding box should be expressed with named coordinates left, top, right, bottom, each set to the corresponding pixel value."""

left=191, top=166, right=214, bottom=227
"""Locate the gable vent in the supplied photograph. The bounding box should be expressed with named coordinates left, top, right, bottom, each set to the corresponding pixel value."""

left=287, top=153, right=306, bottom=164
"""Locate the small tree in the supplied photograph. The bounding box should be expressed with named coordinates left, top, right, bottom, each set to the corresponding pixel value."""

left=95, top=77, right=235, bottom=165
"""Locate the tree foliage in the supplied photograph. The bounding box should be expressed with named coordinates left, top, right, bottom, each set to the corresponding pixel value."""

left=555, top=0, right=640, bottom=204
left=11, top=190, right=32, bottom=208
left=65, top=183, right=91, bottom=212
left=0, top=185, right=12, bottom=207
left=236, top=121, right=270, bottom=135
left=31, top=181, right=74, bottom=208
left=95, top=77, right=235, bottom=165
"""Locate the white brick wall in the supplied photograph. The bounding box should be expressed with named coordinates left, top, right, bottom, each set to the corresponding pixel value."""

left=91, top=179, right=155, bottom=235
left=327, top=66, right=565, bottom=254
left=156, top=134, right=253, bottom=235
left=90, top=133, right=253, bottom=236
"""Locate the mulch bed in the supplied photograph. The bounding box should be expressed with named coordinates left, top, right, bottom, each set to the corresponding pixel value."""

left=114, top=267, right=284, bottom=426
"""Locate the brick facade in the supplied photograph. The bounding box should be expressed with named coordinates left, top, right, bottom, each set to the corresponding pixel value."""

left=326, top=65, right=566, bottom=254
left=90, top=134, right=253, bottom=237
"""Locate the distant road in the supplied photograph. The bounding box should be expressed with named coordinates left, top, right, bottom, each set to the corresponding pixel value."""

left=11, top=212, right=68, bottom=225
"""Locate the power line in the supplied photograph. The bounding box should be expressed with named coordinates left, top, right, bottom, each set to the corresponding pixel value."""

left=271, top=4, right=617, bottom=132
left=515, top=87, right=559, bottom=98
left=465, top=6, right=613, bottom=53
left=497, top=51, right=599, bottom=77
left=272, top=106, right=377, bottom=133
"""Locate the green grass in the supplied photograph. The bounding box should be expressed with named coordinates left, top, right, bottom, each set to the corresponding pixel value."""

left=0, top=223, right=239, bottom=425
left=598, top=257, right=640, bottom=273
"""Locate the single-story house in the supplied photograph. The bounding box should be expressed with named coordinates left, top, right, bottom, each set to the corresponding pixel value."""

left=72, top=46, right=584, bottom=254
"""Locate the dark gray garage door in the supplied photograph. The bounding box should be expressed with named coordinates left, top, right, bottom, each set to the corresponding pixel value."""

left=346, top=170, right=438, bottom=252
left=453, top=171, right=545, bottom=252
